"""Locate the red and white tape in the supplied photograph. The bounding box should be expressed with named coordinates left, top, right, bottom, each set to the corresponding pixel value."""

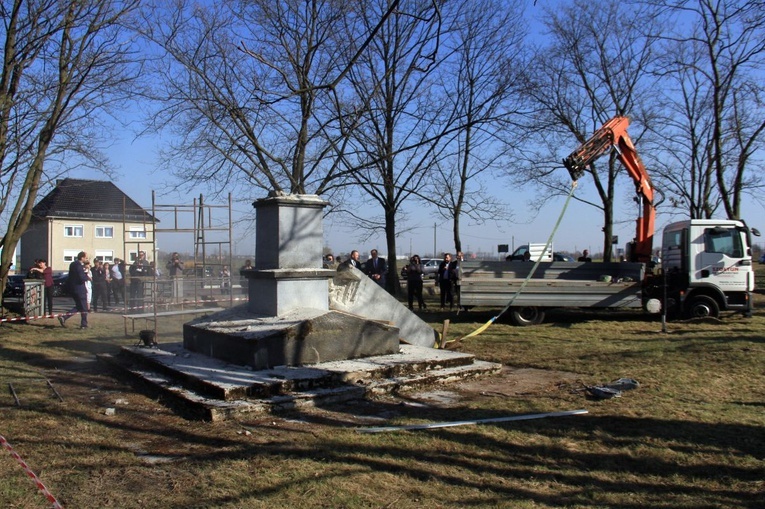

left=0, top=433, right=63, bottom=508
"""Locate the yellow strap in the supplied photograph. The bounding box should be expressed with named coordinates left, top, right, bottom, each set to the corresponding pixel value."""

left=439, top=181, right=578, bottom=348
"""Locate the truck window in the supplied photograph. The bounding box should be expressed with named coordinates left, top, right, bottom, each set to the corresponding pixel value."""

left=663, top=230, right=682, bottom=250
left=703, top=228, right=743, bottom=257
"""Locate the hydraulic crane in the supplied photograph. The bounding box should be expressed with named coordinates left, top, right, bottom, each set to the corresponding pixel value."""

left=563, top=116, right=655, bottom=263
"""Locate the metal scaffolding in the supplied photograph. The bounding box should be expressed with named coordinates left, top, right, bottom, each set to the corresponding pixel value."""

left=119, top=193, right=234, bottom=338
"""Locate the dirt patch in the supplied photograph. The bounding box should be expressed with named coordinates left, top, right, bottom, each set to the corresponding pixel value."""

left=454, top=366, right=583, bottom=397
left=277, top=366, right=587, bottom=428
left=394, top=367, right=583, bottom=407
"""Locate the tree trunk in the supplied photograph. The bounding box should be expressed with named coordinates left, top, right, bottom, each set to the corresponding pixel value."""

left=384, top=206, right=398, bottom=295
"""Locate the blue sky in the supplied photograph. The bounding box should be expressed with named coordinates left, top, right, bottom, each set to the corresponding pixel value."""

left=63, top=0, right=765, bottom=260
left=70, top=128, right=764, bottom=261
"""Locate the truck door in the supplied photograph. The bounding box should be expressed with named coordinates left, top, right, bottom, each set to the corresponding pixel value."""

left=694, top=226, right=751, bottom=291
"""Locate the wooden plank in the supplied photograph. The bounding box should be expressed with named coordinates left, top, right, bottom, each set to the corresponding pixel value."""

left=122, top=307, right=224, bottom=319
left=123, top=307, right=224, bottom=336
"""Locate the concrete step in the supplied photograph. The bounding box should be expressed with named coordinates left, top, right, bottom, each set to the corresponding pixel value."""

left=98, top=343, right=502, bottom=421
left=108, top=342, right=484, bottom=400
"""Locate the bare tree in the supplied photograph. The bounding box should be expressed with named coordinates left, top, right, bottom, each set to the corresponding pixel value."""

left=138, top=0, right=385, bottom=200
left=510, top=0, right=661, bottom=261
left=644, top=38, right=721, bottom=220
left=339, top=0, right=447, bottom=292
left=647, top=0, right=765, bottom=219
left=420, top=0, right=527, bottom=254
left=0, top=0, right=140, bottom=299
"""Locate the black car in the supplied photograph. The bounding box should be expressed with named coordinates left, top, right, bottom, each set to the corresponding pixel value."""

left=3, top=275, right=25, bottom=300
left=3, top=273, right=70, bottom=302
left=51, top=272, right=69, bottom=296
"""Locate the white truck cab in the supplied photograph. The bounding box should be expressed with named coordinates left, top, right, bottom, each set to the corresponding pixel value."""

left=661, top=219, right=758, bottom=317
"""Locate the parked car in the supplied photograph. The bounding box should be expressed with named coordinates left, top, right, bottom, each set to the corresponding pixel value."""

left=553, top=253, right=575, bottom=262
left=422, top=258, right=440, bottom=279
left=51, top=272, right=69, bottom=296
left=505, top=244, right=553, bottom=262
left=3, top=272, right=70, bottom=300
left=3, top=275, right=25, bottom=300
left=400, top=258, right=439, bottom=279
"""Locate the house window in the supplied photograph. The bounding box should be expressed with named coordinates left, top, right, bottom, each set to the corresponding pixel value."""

left=63, top=250, right=79, bottom=263
left=64, top=225, right=84, bottom=237
left=95, top=225, right=114, bottom=238
left=129, top=227, right=147, bottom=239
left=94, top=250, right=114, bottom=263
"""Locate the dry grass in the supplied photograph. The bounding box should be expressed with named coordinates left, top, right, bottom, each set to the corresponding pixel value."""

left=0, top=272, right=764, bottom=508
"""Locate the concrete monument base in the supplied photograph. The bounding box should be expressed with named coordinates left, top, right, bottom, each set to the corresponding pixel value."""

left=100, top=343, right=502, bottom=421
left=183, top=306, right=400, bottom=370
left=101, top=193, right=502, bottom=421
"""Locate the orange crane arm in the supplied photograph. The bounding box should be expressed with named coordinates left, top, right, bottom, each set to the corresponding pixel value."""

left=562, top=116, right=655, bottom=263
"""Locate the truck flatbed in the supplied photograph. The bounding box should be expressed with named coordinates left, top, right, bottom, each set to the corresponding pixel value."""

left=460, top=261, right=644, bottom=309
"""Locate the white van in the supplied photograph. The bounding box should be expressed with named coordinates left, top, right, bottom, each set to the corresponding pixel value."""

left=505, top=243, right=553, bottom=262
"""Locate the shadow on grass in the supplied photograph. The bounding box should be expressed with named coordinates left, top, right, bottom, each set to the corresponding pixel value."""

left=24, top=392, right=761, bottom=509
left=3, top=311, right=763, bottom=508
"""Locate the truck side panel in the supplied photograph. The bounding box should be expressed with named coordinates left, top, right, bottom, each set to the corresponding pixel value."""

left=460, top=261, right=644, bottom=309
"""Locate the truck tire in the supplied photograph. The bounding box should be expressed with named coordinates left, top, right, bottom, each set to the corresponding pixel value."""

left=686, top=295, right=720, bottom=319
left=510, top=306, right=545, bottom=326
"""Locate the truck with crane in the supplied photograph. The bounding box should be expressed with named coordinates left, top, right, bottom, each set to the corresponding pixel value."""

left=459, top=116, right=760, bottom=325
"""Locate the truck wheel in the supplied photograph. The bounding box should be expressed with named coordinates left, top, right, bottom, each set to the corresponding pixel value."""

left=510, top=306, right=545, bottom=326
left=686, top=295, right=720, bottom=319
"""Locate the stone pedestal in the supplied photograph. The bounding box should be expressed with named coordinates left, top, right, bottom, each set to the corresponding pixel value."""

left=253, top=194, right=327, bottom=270
left=247, top=268, right=335, bottom=316
left=245, top=194, right=334, bottom=316
left=183, top=193, right=405, bottom=369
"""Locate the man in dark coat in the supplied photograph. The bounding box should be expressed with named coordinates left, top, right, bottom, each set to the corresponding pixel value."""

left=436, top=253, right=454, bottom=310
left=59, top=251, right=90, bottom=328
left=340, top=250, right=362, bottom=270
left=129, top=250, right=151, bottom=309
left=364, top=249, right=387, bottom=288
left=90, top=259, right=109, bottom=312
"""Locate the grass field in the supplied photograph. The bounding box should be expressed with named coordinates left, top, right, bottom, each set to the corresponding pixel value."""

left=0, top=268, right=763, bottom=508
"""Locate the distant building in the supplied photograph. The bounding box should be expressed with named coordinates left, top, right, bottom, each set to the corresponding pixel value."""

left=20, top=178, right=157, bottom=271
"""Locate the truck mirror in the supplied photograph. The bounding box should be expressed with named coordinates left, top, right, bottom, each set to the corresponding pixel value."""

left=751, top=228, right=760, bottom=237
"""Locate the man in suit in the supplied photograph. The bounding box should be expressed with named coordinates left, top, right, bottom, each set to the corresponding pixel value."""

left=450, top=251, right=465, bottom=309
left=59, top=251, right=90, bottom=328
left=365, top=249, right=387, bottom=288
left=129, top=250, right=151, bottom=309
left=341, top=250, right=362, bottom=270
left=436, top=253, right=454, bottom=309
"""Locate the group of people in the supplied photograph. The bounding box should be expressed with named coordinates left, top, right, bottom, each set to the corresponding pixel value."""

left=26, top=249, right=253, bottom=329
left=325, top=249, right=389, bottom=288
left=26, top=254, right=121, bottom=324
left=404, top=251, right=465, bottom=311
left=322, top=249, right=465, bottom=312
left=49, top=250, right=158, bottom=329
